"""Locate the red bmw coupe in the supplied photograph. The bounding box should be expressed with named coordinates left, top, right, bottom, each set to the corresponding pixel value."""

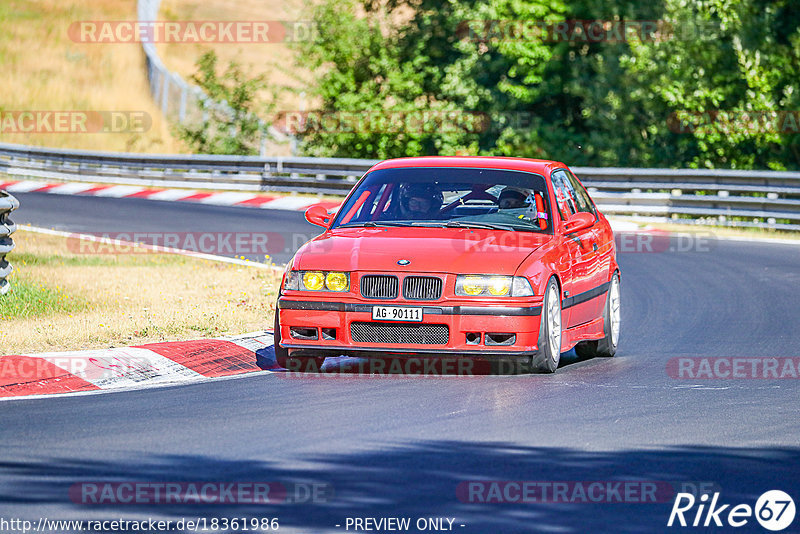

left=274, top=156, right=621, bottom=373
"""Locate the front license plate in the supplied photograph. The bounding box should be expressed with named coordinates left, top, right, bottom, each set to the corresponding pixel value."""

left=372, top=306, right=423, bottom=322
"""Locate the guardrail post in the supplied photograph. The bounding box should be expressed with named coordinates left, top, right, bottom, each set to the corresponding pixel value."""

left=0, top=190, right=18, bottom=296
left=260, top=163, right=271, bottom=191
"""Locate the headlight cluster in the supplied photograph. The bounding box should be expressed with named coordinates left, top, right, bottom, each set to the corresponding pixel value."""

left=455, top=275, right=534, bottom=297
left=284, top=270, right=350, bottom=292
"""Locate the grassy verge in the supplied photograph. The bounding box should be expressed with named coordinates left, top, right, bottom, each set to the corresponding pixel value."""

left=0, top=231, right=282, bottom=355
left=0, top=279, right=87, bottom=319
left=624, top=220, right=800, bottom=242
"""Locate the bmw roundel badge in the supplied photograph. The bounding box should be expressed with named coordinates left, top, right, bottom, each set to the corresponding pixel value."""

left=397, top=259, right=411, bottom=265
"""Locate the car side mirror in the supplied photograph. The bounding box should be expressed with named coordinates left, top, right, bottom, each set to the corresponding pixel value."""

left=563, top=212, right=595, bottom=234
left=305, top=205, right=332, bottom=228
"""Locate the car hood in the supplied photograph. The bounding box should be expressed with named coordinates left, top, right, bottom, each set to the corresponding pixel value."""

left=293, top=227, right=551, bottom=274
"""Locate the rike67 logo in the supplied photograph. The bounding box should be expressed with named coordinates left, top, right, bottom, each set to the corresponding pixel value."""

left=668, top=490, right=795, bottom=531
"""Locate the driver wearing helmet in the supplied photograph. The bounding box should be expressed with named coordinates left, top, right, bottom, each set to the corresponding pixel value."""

left=497, top=186, right=530, bottom=209
left=397, top=183, right=443, bottom=220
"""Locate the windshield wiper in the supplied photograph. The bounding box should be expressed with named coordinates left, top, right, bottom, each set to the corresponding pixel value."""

left=345, top=221, right=414, bottom=228
left=442, top=221, right=518, bottom=231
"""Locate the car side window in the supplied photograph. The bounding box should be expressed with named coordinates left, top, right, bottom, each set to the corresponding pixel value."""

left=551, top=169, right=595, bottom=221
left=551, top=170, right=577, bottom=221
left=566, top=170, right=596, bottom=216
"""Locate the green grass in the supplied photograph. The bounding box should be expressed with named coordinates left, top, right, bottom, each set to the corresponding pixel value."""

left=0, top=279, right=87, bottom=319
left=11, top=251, right=190, bottom=268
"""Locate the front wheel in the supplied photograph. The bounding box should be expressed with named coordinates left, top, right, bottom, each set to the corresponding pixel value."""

left=576, top=272, right=620, bottom=358
left=526, top=276, right=562, bottom=373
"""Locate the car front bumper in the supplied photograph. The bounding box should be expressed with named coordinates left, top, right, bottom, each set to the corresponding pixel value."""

left=277, top=296, right=544, bottom=359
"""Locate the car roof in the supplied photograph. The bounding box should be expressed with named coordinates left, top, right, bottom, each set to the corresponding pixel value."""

left=368, top=156, right=568, bottom=175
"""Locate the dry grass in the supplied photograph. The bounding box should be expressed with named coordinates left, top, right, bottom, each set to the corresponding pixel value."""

left=627, top=220, right=800, bottom=241
left=0, top=0, right=184, bottom=153
left=157, top=0, right=316, bottom=155
left=157, top=0, right=313, bottom=108
left=0, top=230, right=282, bottom=355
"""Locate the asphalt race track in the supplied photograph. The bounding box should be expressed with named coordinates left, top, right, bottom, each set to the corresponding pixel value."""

left=10, top=192, right=321, bottom=264
left=2, top=192, right=800, bottom=532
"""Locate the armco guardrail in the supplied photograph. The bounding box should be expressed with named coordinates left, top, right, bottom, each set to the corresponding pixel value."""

left=0, top=142, right=375, bottom=196
left=1, top=142, right=799, bottom=231
left=0, top=189, right=18, bottom=295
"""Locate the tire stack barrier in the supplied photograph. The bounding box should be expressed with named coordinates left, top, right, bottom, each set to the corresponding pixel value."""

left=0, top=190, right=18, bottom=295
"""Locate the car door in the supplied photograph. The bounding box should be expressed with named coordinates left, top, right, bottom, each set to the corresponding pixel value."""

left=551, top=169, right=603, bottom=327
left=568, top=168, right=615, bottom=302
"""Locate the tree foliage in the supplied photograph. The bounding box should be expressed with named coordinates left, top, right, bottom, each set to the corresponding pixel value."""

left=293, top=0, right=800, bottom=169
left=177, top=51, right=269, bottom=155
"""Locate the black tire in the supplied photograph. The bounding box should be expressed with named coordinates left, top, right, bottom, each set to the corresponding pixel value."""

left=273, top=309, right=326, bottom=372
left=526, top=276, right=563, bottom=373
left=575, top=272, right=620, bottom=358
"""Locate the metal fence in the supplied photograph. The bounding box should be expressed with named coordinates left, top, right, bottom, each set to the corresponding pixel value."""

left=0, top=190, right=18, bottom=295
left=137, top=0, right=287, bottom=155
left=2, top=142, right=799, bottom=231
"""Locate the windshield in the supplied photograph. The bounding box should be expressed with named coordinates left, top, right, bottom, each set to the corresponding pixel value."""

left=331, top=167, right=552, bottom=233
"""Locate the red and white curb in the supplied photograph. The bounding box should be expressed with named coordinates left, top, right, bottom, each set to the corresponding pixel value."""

left=0, top=332, right=277, bottom=400
left=0, top=179, right=342, bottom=212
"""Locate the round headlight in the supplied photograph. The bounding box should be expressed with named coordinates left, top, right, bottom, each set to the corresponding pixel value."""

left=303, top=271, right=325, bottom=290
left=488, top=277, right=511, bottom=296
left=462, top=276, right=485, bottom=296
left=325, top=272, right=348, bottom=292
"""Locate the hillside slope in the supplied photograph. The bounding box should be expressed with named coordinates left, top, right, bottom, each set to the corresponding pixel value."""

left=0, top=0, right=184, bottom=153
